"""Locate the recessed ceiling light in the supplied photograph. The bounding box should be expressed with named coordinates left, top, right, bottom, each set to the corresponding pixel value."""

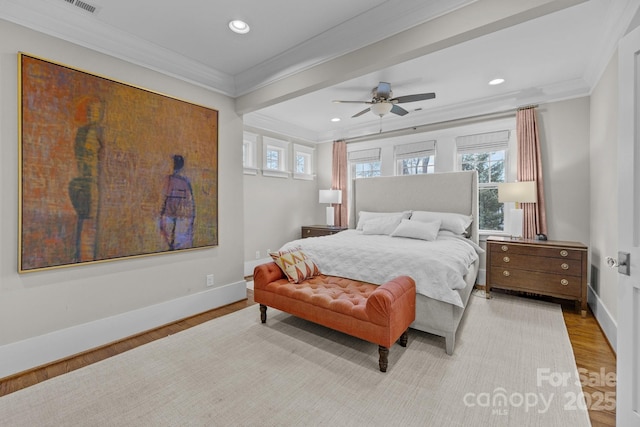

left=229, top=20, right=250, bottom=34
left=489, top=78, right=505, bottom=85
left=331, top=117, right=341, bottom=122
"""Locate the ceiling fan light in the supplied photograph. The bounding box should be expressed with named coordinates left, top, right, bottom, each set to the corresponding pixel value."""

left=371, top=102, right=393, bottom=117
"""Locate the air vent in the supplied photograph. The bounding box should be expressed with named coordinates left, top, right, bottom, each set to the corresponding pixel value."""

left=58, top=0, right=100, bottom=14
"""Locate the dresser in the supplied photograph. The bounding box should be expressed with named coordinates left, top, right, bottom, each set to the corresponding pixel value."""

left=486, top=236, right=588, bottom=316
left=301, top=225, right=347, bottom=238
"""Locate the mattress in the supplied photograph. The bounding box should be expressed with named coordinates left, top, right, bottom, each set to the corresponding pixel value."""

left=280, top=230, right=483, bottom=307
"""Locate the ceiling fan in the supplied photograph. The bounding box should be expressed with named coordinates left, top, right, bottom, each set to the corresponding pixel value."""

left=333, top=82, right=436, bottom=118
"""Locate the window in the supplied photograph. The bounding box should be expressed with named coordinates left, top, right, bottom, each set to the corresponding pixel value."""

left=243, top=132, right=258, bottom=175
left=395, top=140, right=436, bottom=175
left=293, top=144, right=314, bottom=180
left=262, top=137, right=289, bottom=178
left=348, top=148, right=381, bottom=179
left=457, top=131, right=510, bottom=232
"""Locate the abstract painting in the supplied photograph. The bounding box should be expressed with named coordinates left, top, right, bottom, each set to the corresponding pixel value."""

left=19, top=53, right=218, bottom=272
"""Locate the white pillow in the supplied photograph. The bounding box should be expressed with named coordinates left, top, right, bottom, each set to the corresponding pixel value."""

left=362, top=215, right=404, bottom=235
left=356, top=211, right=411, bottom=231
left=391, top=219, right=441, bottom=241
left=410, top=211, right=472, bottom=235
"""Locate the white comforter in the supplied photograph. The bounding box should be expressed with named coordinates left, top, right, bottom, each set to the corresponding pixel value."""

left=280, top=230, right=483, bottom=307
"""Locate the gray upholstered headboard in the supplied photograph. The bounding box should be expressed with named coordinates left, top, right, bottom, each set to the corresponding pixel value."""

left=351, top=171, right=479, bottom=244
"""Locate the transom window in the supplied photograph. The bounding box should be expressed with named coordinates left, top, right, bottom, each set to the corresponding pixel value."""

left=293, top=143, right=314, bottom=180
left=262, top=136, right=289, bottom=178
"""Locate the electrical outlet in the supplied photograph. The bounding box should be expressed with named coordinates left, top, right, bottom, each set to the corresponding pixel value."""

left=206, top=274, right=214, bottom=287
left=255, top=250, right=260, bottom=259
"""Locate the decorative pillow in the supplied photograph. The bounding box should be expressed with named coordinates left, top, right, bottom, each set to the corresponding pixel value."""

left=391, top=219, right=441, bottom=241
left=269, top=247, right=320, bottom=283
left=356, top=211, right=411, bottom=231
left=410, top=211, right=473, bottom=235
left=362, top=215, right=404, bottom=235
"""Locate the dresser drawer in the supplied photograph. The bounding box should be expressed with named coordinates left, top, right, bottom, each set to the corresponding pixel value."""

left=493, top=243, right=582, bottom=260
left=490, top=268, right=582, bottom=298
left=489, top=252, right=583, bottom=277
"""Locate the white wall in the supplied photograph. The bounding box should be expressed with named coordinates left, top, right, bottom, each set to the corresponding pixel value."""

left=588, top=51, right=618, bottom=348
left=0, top=20, right=245, bottom=377
left=242, top=130, right=321, bottom=275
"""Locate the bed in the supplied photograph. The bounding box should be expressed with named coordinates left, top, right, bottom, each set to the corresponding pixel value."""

left=279, top=171, right=480, bottom=354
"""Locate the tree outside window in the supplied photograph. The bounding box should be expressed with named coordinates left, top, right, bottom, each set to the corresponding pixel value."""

left=399, top=156, right=434, bottom=175
left=354, top=161, right=381, bottom=178
left=461, top=151, right=505, bottom=231
left=266, top=148, right=280, bottom=170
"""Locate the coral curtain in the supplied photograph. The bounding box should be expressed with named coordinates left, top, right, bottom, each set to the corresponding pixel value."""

left=516, top=107, right=547, bottom=239
left=332, top=140, right=348, bottom=227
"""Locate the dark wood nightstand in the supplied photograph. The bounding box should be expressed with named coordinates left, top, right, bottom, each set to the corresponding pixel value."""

left=486, top=236, right=588, bottom=317
left=301, top=225, right=347, bottom=238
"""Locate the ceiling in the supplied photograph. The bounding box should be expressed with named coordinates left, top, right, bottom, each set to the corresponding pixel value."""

left=2, top=0, right=638, bottom=143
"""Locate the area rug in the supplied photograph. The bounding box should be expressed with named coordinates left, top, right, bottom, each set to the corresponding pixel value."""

left=0, top=292, right=590, bottom=426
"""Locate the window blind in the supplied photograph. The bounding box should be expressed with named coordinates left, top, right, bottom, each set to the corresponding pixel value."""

left=348, top=148, right=381, bottom=162
left=456, top=130, right=509, bottom=154
left=394, top=140, right=436, bottom=159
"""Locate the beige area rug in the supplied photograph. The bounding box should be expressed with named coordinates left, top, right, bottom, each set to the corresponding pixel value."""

left=0, top=292, right=590, bottom=426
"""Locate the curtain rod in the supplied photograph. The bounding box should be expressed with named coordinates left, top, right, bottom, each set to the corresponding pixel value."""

left=341, top=107, right=528, bottom=144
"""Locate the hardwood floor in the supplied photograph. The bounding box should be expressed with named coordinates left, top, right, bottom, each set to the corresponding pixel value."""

left=0, top=288, right=616, bottom=426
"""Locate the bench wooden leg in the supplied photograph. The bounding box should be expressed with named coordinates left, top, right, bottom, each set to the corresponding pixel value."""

left=259, top=304, right=267, bottom=323
left=378, top=346, right=389, bottom=372
left=399, top=329, right=409, bottom=347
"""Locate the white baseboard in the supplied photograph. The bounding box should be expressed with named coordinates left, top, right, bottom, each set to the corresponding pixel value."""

left=587, top=283, right=617, bottom=354
left=244, top=257, right=271, bottom=277
left=0, top=280, right=247, bottom=379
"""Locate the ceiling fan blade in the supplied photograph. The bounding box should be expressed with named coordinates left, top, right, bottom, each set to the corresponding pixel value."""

left=391, top=92, right=436, bottom=103
left=352, top=107, right=371, bottom=118
left=390, top=104, right=409, bottom=116
left=333, top=100, right=370, bottom=104
left=376, top=82, right=392, bottom=99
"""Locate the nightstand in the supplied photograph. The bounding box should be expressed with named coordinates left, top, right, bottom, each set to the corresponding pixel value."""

left=301, top=225, right=347, bottom=238
left=486, top=236, right=588, bottom=317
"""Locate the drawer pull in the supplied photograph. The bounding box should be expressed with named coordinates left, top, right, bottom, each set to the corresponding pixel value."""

left=503, top=270, right=510, bottom=277
left=503, top=256, right=510, bottom=263
left=501, top=245, right=509, bottom=252
left=561, top=263, right=569, bottom=270
left=561, top=279, right=569, bottom=286
left=560, top=250, right=569, bottom=257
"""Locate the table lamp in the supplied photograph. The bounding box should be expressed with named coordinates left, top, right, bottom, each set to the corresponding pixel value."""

left=498, top=181, right=537, bottom=238
left=319, top=189, right=342, bottom=226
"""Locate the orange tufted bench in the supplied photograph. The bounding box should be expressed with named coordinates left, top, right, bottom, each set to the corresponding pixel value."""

left=253, top=262, right=416, bottom=372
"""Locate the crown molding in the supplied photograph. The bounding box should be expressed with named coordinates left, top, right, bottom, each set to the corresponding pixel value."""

left=0, top=0, right=236, bottom=95
left=583, top=0, right=640, bottom=90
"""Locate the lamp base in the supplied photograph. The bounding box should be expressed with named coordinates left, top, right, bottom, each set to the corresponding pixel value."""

left=508, top=208, right=524, bottom=239
left=326, top=206, right=335, bottom=226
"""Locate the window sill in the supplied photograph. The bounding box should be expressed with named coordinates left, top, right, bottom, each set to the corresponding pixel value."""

left=293, top=173, right=314, bottom=181
left=243, top=167, right=259, bottom=176
left=262, top=169, right=289, bottom=179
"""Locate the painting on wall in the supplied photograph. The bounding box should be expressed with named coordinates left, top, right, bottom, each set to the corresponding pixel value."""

left=19, top=53, right=218, bottom=272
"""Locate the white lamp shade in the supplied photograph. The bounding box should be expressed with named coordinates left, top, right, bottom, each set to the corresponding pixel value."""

left=370, top=102, right=393, bottom=117
left=498, top=181, right=537, bottom=203
left=319, top=189, right=342, bottom=204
